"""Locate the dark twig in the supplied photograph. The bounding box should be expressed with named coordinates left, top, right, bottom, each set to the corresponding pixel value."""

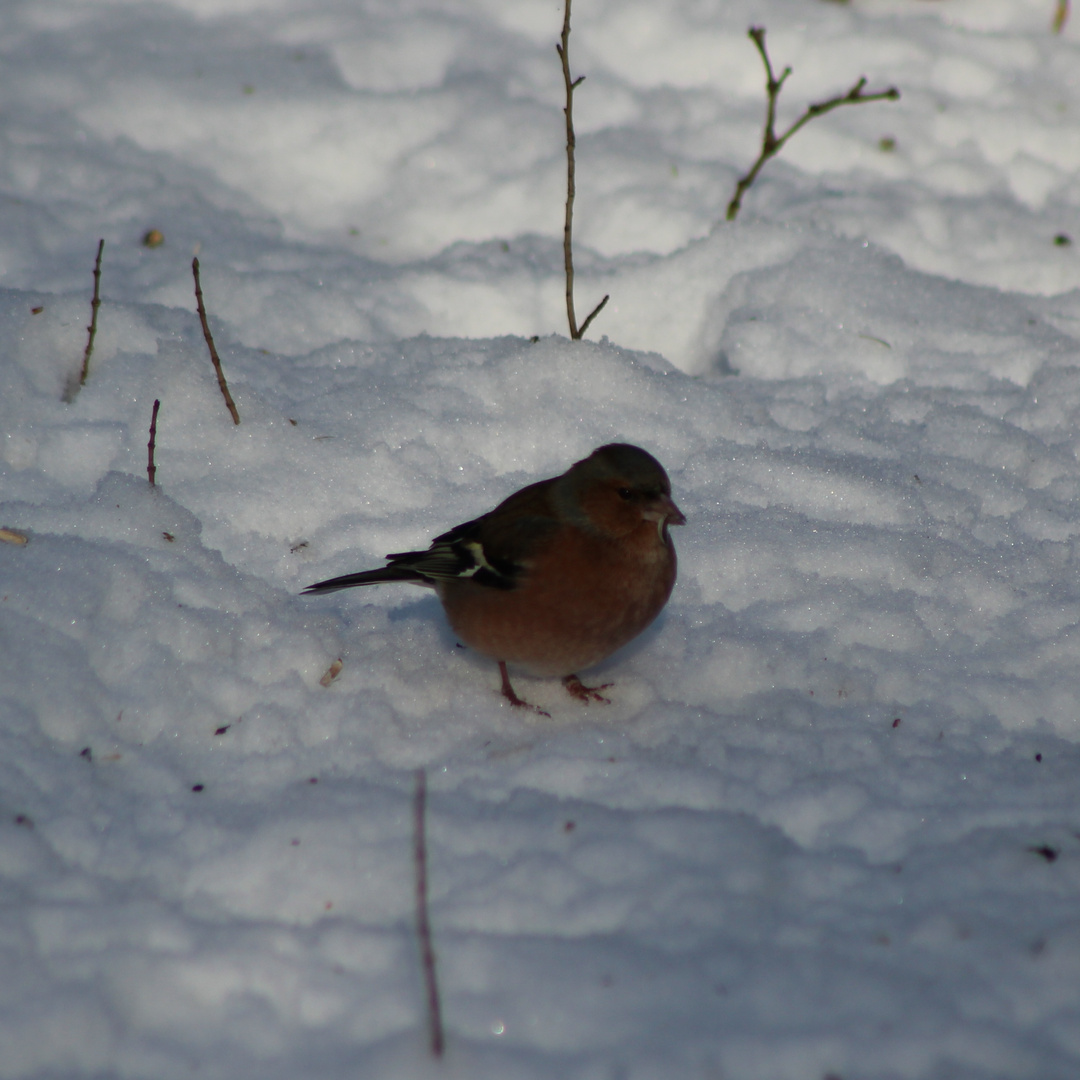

left=556, top=0, right=608, bottom=340
left=413, top=768, right=444, bottom=1058
left=78, top=239, right=105, bottom=389
left=191, top=257, right=240, bottom=425
left=726, top=27, right=899, bottom=221
left=147, top=399, right=160, bottom=487
left=577, top=294, right=609, bottom=339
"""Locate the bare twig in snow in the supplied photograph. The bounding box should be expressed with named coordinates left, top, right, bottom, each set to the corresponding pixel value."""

left=726, top=27, right=899, bottom=221
left=72, top=239, right=104, bottom=396
left=191, top=257, right=240, bottom=425
left=147, top=399, right=161, bottom=487
left=556, top=0, right=608, bottom=340
left=414, top=768, right=445, bottom=1058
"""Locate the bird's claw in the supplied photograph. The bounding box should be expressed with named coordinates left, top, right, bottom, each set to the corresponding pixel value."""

left=499, top=661, right=551, bottom=717
left=562, top=674, right=613, bottom=704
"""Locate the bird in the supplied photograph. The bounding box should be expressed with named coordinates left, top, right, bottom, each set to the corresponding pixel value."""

left=303, top=443, right=685, bottom=713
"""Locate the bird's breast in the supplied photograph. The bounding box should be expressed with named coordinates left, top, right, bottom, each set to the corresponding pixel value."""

left=436, top=520, right=677, bottom=676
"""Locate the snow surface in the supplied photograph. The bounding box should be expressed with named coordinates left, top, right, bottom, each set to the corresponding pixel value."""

left=3, top=0, right=1080, bottom=1076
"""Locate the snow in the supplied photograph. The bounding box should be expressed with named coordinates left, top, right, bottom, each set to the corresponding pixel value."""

left=2, top=0, right=1080, bottom=1076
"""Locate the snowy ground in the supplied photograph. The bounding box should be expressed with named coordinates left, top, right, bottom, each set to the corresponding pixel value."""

left=3, top=0, right=1080, bottom=1077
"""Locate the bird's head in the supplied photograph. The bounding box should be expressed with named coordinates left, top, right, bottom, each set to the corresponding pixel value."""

left=558, top=443, right=686, bottom=539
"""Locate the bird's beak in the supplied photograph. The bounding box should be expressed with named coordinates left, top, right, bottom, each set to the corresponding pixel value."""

left=643, top=495, right=687, bottom=526
left=665, top=497, right=687, bottom=526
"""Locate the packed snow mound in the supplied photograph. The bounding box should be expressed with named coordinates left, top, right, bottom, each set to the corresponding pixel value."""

left=2, top=0, right=1080, bottom=1078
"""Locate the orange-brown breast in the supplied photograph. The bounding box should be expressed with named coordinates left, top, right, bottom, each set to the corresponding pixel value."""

left=436, top=518, right=677, bottom=676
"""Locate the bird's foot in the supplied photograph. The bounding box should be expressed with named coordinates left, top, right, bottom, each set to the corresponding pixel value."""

left=499, top=661, right=551, bottom=717
left=562, top=674, right=613, bottom=705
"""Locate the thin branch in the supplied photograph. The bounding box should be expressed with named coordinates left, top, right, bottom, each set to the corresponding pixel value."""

left=191, top=257, right=240, bottom=425
left=147, top=399, right=161, bottom=487
left=556, top=0, right=606, bottom=340
left=577, top=294, right=609, bottom=339
left=726, top=27, right=900, bottom=221
left=413, top=768, right=444, bottom=1058
left=78, top=239, right=105, bottom=389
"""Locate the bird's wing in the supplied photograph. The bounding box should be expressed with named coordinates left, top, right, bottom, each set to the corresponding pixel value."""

left=389, top=479, right=562, bottom=590
left=303, top=478, right=563, bottom=595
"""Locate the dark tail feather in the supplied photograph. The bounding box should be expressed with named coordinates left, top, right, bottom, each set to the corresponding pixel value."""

left=302, top=565, right=425, bottom=594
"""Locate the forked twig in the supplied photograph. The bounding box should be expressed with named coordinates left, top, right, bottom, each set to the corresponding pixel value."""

left=556, top=0, right=609, bottom=340
left=726, top=27, right=900, bottom=221
left=191, top=257, right=240, bottom=424
left=77, top=239, right=105, bottom=390
left=413, top=768, right=444, bottom=1058
left=147, top=399, right=161, bottom=487
left=577, top=293, right=609, bottom=339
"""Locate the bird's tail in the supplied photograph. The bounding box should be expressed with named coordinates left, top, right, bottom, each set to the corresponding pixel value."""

left=301, top=565, right=425, bottom=594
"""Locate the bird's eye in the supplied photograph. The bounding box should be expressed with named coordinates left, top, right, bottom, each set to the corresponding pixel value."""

left=616, top=487, right=635, bottom=501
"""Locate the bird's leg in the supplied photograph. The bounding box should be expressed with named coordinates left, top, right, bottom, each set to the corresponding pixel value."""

left=499, top=661, right=551, bottom=717
left=562, top=674, right=613, bottom=704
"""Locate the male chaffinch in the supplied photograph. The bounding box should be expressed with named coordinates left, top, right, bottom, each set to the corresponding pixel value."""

left=303, top=443, right=685, bottom=713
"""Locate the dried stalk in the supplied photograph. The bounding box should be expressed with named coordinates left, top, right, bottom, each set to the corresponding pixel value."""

left=191, top=257, right=240, bottom=425
left=413, top=768, right=444, bottom=1058
left=556, top=0, right=608, bottom=340
left=1053, top=0, right=1070, bottom=33
left=76, top=239, right=105, bottom=391
left=726, top=27, right=899, bottom=221
left=147, top=399, right=161, bottom=486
